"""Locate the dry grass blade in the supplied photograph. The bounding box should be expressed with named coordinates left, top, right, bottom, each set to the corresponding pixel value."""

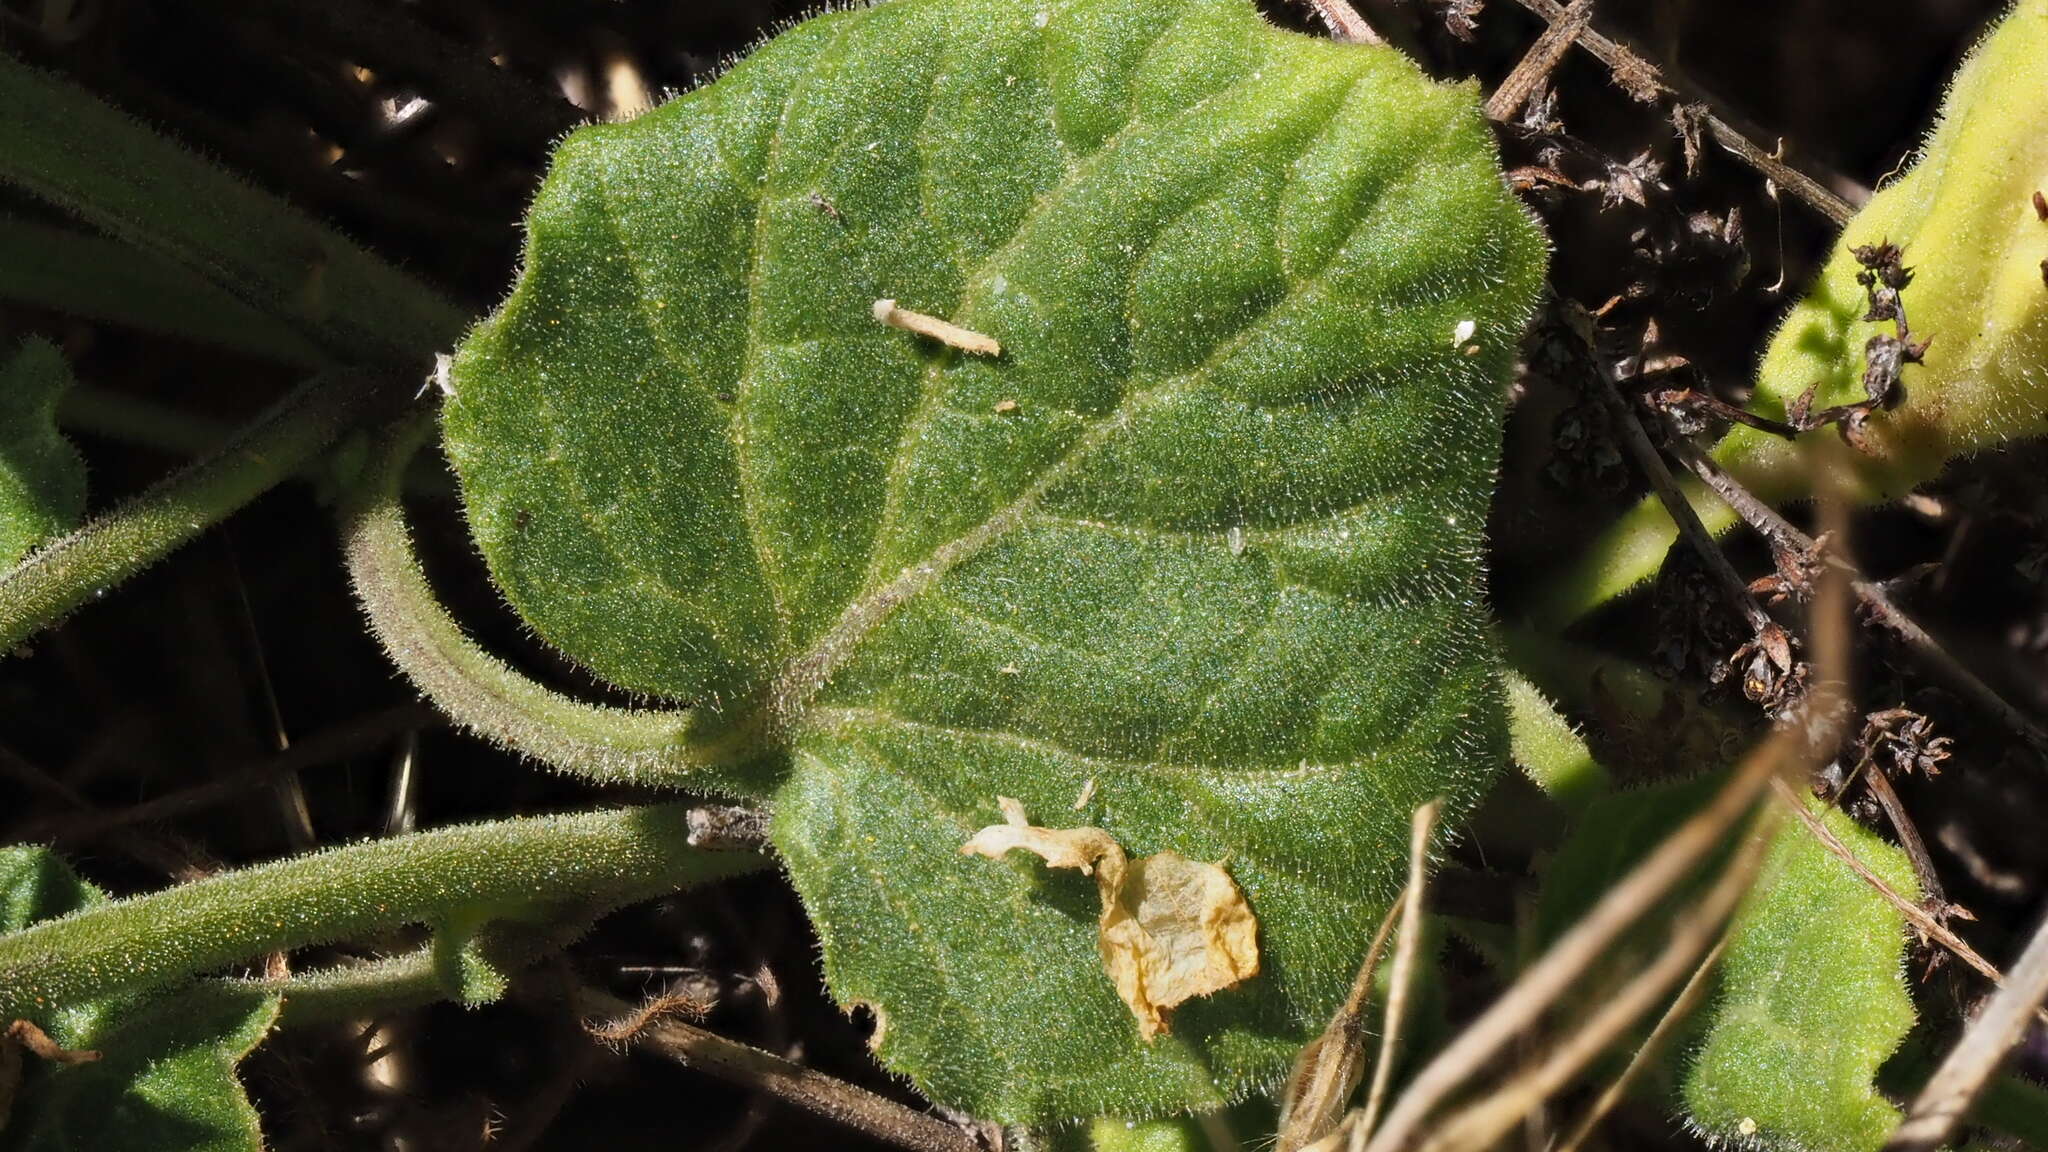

left=1553, top=931, right=1733, bottom=1152
left=1359, top=734, right=1789, bottom=1152
left=1276, top=898, right=1404, bottom=1152
left=575, top=987, right=979, bottom=1152
left=1358, top=800, right=1443, bottom=1139
left=1418, top=813, right=1773, bottom=1152
left=1886, top=906, right=2048, bottom=1150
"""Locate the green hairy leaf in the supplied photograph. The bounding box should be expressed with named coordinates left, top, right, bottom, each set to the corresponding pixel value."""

left=1, top=847, right=277, bottom=1152
left=445, top=0, right=1543, bottom=1120
left=1682, top=800, right=1918, bottom=1152
left=1545, top=0, right=2048, bottom=620
left=0, top=339, right=86, bottom=569
left=1539, top=779, right=1918, bottom=1152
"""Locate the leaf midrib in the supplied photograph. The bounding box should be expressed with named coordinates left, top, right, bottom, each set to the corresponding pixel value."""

left=760, top=76, right=1378, bottom=743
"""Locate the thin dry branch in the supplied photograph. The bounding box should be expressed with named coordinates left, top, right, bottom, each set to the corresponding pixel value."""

left=1359, top=800, right=1443, bottom=1138
left=1303, top=0, right=1385, bottom=44
left=1359, top=733, right=1791, bottom=1152
left=576, top=987, right=979, bottom=1152
left=1594, top=358, right=1781, bottom=647
left=1502, top=0, right=1855, bottom=223
left=1665, top=435, right=2048, bottom=757
left=1769, top=776, right=2048, bottom=1032
left=1858, top=760, right=1951, bottom=916
left=1887, top=906, right=2048, bottom=1151
left=1485, top=0, right=1593, bottom=123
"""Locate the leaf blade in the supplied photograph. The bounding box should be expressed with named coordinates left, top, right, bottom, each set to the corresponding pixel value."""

left=446, top=0, right=1545, bottom=1120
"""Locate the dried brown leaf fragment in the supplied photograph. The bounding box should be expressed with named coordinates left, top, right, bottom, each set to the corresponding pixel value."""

left=961, top=797, right=1259, bottom=1040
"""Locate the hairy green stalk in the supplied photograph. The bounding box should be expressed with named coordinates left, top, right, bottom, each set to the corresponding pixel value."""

left=0, top=52, right=465, bottom=365
left=0, top=803, right=762, bottom=1020
left=340, top=415, right=772, bottom=789
left=0, top=215, right=325, bottom=366
left=0, top=372, right=392, bottom=649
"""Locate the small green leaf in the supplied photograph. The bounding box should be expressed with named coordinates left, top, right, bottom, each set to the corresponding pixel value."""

left=1537, top=779, right=1918, bottom=1152
left=1682, top=801, right=1918, bottom=1152
left=1, top=847, right=278, bottom=1152
left=0, top=339, right=86, bottom=568
left=1504, top=669, right=1608, bottom=808
left=445, top=0, right=1544, bottom=1121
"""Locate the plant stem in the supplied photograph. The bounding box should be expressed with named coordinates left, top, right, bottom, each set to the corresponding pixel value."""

left=0, top=372, right=395, bottom=651
left=0, top=215, right=324, bottom=366
left=340, top=416, right=772, bottom=790
left=1500, top=0, right=1857, bottom=223
left=0, top=803, right=763, bottom=1020
left=0, top=52, right=465, bottom=366
left=577, top=985, right=980, bottom=1152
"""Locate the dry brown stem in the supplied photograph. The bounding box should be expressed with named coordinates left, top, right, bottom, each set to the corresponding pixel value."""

left=576, top=986, right=979, bottom=1152
left=1501, top=0, right=1855, bottom=223
left=1886, top=906, right=2048, bottom=1150
left=1358, top=800, right=1442, bottom=1138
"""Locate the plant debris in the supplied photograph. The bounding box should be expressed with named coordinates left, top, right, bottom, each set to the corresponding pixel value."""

left=961, top=798, right=1259, bottom=1040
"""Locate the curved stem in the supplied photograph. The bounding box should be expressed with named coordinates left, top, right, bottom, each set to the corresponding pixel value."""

left=0, top=803, right=763, bottom=1020
left=339, top=416, right=772, bottom=789
left=0, top=371, right=395, bottom=650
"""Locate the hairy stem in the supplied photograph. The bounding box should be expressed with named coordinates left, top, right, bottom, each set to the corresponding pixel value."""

left=0, top=52, right=464, bottom=366
left=0, top=803, right=763, bottom=1020
left=340, top=416, right=772, bottom=789
left=0, top=372, right=398, bottom=650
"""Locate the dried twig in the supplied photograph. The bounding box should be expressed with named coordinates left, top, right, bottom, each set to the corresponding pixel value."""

left=1485, top=0, right=1592, bottom=123
left=575, top=986, right=979, bottom=1152
left=1665, top=435, right=2048, bottom=757
left=1360, top=734, right=1791, bottom=1152
left=1886, top=906, right=2048, bottom=1151
left=1501, top=0, right=1855, bottom=223
left=1358, top=800, right=1442, bottom=1138
left=1858, top=762, right=1952, bottom=918
left=1596, top=354, right=1802, bottom=711
left=1770, top=776, right=2048, bottom=1032
left=1303, top=0, right=1385, bottom=44
left=1594, top=359, right=1774, bottom=640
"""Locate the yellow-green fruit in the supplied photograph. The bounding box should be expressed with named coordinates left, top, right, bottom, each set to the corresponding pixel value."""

left=1541, top=0, right=2048, bottom=623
